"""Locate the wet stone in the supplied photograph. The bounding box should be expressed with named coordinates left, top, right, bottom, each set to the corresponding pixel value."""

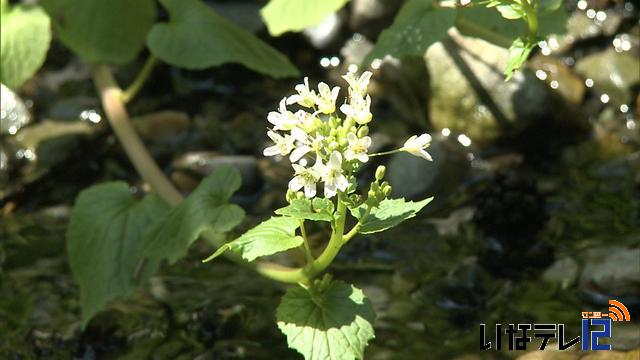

left=1, top=84, right=32, bottom=135
left=529, top=55, right=586, bottom=106
left=132, top=110, right=190, bottom=142
left=172, top=152, right=262, bottom=195
left=579, top=246, right=640, bottom=300
left=386, top=134, right=469, bottom=201
left=574, top=48, right=640, bottom=105
left=426, top=29, right=584, bottom=145
left=542, top=256, right=579, bottom=288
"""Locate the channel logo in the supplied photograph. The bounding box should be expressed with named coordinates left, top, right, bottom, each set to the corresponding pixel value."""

left=481, top=299, right=632, bottom=351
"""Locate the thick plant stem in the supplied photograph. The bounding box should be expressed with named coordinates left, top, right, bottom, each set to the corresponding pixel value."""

left=92, top=64, right=310, bottom=284
left=121, top=56, right=157, bottom=104
left=303, top=199, right=348, bottom=279
left=92, top=64, right=183, bottom=206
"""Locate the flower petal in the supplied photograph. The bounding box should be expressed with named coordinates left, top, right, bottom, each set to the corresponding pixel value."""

left=289, top=176, right=304, bottom=191
left=290, top=145, right=311, bottom=162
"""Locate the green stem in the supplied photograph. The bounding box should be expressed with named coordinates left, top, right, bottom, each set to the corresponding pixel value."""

left=369, top=149, right=402, bottom=157
left=121, top=55, right=157, bottom=104
left=299, top=220, right=314, bottom=263
left=92, top=64, right=183, bottom=206
left=343, top=204, right=372, bottom=242
left=91, top=64, right=308, bottom=284
left=520, top=0, right=539, bottom=42
left=303, top=199, right=348, bottom=279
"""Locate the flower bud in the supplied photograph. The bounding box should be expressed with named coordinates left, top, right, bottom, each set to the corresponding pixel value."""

left=338, top=138, right=348, bottom=147
left=329, top=118, right=337, bottom=128
left=367, top=189, right=376, bottom=199
left=357, top=126, right=369, bottom=137
left=343, top=117, right=354, bottom=130
left=286, top=189, right=296, bottom=202
left=329, top=128, right=338, bottom=137
left=370, top=182, right=379, bottom=192
left=375, top=165, right=386, bottom=181
left=296, top=191, right=305, bottom=200
left=329, top=141, right=339, bottom=151
left=382, top=184, right=392, bottom=197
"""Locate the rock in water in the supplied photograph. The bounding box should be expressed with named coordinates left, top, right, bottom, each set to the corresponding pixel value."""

left=1, top=84, right=32, bottom=135
left=425, top=29, right=586, bottom=145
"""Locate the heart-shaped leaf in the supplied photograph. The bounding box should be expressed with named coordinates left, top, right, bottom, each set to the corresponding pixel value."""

left=1, top=3, right=51, bottom=89
left=42, top=0, right=155, bottom=64
left=147, top=0, right=298, bottom=78
left=277, top=279, right=375, bottom=360
left=261, top=0, right=349, bottom=36
left=67, top=183, right=170, bottom=325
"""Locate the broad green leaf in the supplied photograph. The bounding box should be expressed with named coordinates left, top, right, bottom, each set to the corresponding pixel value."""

left=365, top=0, right=455, bottom=65
left=142, top=165, right=245, bottom=264
left=504, top=37, right=535, bottom=79
left=0, top=4, right=51, bottom=89
left=496, top=4, right=524, bottom=19
left=204, top=216, right=302, bottom=262
left=261, top=0, right=349, bottom=36
left=537, top=6, right=568, bottom=37
left=351, top=197, right=433, bottom=234
left=147, top=0, right=299, bottom=78
left=275, top=198, right=334, bottom=222
left=539, top=0, right=563, bottom=12
left=42, top=0, right=155, bottom=64
left=277, top=279, right=375, bottom=360
left=67, top=183, right=170, bottom=325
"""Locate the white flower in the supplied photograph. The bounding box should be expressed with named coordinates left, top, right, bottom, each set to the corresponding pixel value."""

left=289, top=163, right=320, bottom=198
left=401, top=133, right=433, bottom=161
left=344, top=133, right=371, bottom=163
left=267, top=98, right=297, bottom=131
left=289, top=127, right=313, bottom=162
left=340, top=94, right=372, bottom=125
left=287, top=77, right=317, bottom=108
left=263, top=130, right=295, bottom=157
left=294, top=110, right=316, bottom=132
left=316, top=82, right=340, bottom=114
left=319, top=151, right=349, bottom=198
left=342, top=70, right=372, bottom=97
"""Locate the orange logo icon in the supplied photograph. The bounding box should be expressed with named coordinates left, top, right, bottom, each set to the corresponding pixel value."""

left=605, top=300, right=631, bottom=322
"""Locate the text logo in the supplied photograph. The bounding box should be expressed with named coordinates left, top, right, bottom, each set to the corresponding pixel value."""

left=481, top=299, right=630, bottom=351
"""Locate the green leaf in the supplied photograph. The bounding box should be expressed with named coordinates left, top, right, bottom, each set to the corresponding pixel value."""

left=539, top=0, right=563, bottom=12
left=142, top=165, right=245, bottom=264
left=67, top=183, right=170, bottom=325
left=204, top=216, right=302, bottom=262
left=365, top=0, right=455, bottom=65
left=147, top=0, right=298, bottom=78
left=0, top=4, right=51, bottom=89
left=496, top=4, right=524, bottom=19
left=277, top=279, right=375, bottom=360
left=351, top=197, right=433, bottom=234
left=504, top=37, right=535, bottom=79
left=275, top=198, right=334, bottom=222
left=261, top=0, right=349, bottom=36
left=456, top=7, right=522, bottom=46
left=537, top=6, right=568, bottom=37
left=42, top=0, right=155, bottom=64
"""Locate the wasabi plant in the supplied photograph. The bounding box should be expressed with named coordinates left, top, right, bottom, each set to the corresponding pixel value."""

left=1, top=0, right=568, bottom=357
left=202, top=69, right=433, bottom=359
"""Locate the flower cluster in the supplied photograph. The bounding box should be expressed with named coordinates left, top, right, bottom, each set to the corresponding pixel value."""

left=264, top=69, right=432, bottom=199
